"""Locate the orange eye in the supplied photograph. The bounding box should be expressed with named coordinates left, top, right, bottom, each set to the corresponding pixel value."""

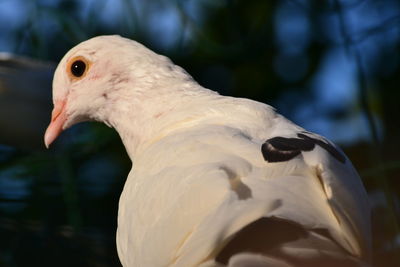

left=67, top=56, right=91, bottom=80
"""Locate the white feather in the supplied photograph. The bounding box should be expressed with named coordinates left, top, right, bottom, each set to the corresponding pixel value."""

left=50, top=35, right=371, bottom=267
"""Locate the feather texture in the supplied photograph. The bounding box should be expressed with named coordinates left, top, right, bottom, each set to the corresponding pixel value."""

left=47, top=35, right=371, bottom=267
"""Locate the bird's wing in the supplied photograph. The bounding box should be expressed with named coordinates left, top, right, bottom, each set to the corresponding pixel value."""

left=118, top=119, right=370, bottom=267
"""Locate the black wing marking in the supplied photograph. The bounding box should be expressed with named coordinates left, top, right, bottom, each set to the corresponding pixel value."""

left=262, top=132, right=346, bottom=164
left=261, top=136, right=315, bottom=162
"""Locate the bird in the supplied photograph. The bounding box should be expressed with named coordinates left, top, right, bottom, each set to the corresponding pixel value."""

left=44, top=35, right=371, bottom=267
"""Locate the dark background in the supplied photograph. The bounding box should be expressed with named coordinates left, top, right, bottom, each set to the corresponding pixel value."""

left=0, top=0, right=399, bottom=266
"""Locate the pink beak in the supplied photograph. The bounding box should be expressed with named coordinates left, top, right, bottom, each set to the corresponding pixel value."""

left=44, top=99, right=67, bottom=148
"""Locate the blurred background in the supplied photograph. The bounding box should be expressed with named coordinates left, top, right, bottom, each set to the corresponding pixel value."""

left=0, top=0, right=399, bottom=266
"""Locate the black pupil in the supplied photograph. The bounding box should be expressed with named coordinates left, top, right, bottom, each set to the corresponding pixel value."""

left=71, top=60, right=86, bottom=77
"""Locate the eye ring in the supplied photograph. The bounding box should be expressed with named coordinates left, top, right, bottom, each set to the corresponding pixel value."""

left=67, top=56, right=91, bottom=80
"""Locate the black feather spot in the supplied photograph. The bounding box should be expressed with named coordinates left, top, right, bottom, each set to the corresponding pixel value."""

left=261, top=132, right=346, bottom=164
left=268, top=136, right=315, bottom=151
left=261, top=137, right=314, bottom=162
left=262, top=142, right=301, bottom=162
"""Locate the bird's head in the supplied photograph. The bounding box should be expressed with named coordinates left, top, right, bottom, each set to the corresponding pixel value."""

left=44, top=35, right=178, bottom=148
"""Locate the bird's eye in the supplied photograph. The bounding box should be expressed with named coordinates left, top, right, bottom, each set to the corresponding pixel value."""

left=71, top=60, right=86, bottom=77
left=67, top=56, right=91, bottom=80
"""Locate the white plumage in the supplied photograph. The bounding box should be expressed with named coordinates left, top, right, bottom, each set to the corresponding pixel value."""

left=44, top=35, right=371, bottom=267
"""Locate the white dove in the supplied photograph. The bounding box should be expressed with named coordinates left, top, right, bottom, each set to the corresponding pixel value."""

left=44, top=35, right=371, bottom=267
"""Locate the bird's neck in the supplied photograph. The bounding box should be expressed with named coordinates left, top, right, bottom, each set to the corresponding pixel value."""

left=105, top=80, right=220, bottom=160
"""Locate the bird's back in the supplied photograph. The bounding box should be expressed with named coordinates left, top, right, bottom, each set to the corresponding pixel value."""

left=116, top=97, right=371, bottom=267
